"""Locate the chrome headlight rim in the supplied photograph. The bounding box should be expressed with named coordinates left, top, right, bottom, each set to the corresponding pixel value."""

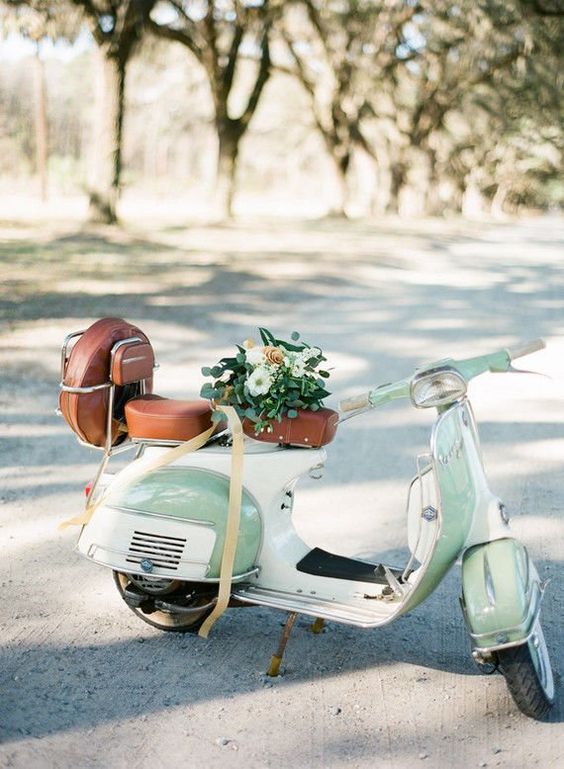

left=410, top=366, right=467, bottom=409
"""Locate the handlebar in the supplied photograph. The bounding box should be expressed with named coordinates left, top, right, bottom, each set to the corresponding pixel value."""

left=507, top=338, right=545, bottom=361
left=340, top=392, right=371, bottom=413
left=339, top=338, right=545, bottom=415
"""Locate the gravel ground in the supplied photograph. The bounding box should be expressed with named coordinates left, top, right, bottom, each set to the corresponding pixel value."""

left=1, top=214, right=563, bottom=768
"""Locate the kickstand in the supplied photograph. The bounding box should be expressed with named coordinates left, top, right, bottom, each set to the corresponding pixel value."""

left=266, top=611, right=298, bottom=677
left=310, top=617, right=325, bottom=634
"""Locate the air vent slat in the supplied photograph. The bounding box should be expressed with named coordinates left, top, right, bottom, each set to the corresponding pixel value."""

left=132, top=535, right=185, bottom=547
left=127, top=529, right=186, bottom=573
left=129, top=542, right=182, bottom=556
left=133, top=530, right=186, bottom=543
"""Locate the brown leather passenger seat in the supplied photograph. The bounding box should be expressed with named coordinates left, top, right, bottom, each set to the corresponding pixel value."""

left=125, top=394, right=216, bottom=442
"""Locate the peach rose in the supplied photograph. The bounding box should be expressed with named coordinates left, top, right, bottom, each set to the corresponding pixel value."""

left=264, top=345, right=285, bottom=365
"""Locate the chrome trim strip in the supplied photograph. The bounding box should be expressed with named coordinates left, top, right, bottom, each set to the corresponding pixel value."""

left=60, top=329, right=85, bottom=380
left=472, top=629, right=537, bottom=657
left=89, top=542, right=211, bottom=568
left=60, top=382, right=112, bottom=394
left=105, top=504, right=217, bottom=527
left=233, top=586, right=398, bottom=627
left=130, top=433, right=227, bottom=449
left=131, top=438, right=185, bottom=448
left=468, top=582, right=542, bottom=651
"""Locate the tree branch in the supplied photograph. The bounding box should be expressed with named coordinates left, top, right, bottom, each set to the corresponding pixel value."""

left=221, top=17, right=244, bottom=102
left=147, top=16, right=203, bottom=60
left=71, top=0, right=107, bottom=43
left=240, top=23, right=271, bottom=128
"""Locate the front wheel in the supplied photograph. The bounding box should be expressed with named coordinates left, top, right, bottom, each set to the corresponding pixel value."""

left=497, top=620, right=555, bottom=720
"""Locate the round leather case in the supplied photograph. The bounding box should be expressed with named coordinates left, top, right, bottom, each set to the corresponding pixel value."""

left=59, top=317, right=153, bottom=448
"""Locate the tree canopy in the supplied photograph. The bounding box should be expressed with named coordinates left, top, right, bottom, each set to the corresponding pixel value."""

left=1, top=0, right=561, bottom=219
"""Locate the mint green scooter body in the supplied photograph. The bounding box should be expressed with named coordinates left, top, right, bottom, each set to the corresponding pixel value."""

left=402, top=400, right=540, bottom=657
left=461, top=538, right=542, bottom=652
left=109, top=467, right=262, bottom=578
left=401, top=401, right=477, bottom=614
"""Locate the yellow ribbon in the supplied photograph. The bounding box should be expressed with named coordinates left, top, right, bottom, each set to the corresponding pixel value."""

left=198, top=405, right=244, bottom=638
left=58, top=423, right=216, bottom=531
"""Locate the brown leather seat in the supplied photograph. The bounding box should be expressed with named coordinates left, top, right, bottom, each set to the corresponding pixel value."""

left=243, top=407, right=339, bottom=448
left=125, top=394, right=216, bottom=442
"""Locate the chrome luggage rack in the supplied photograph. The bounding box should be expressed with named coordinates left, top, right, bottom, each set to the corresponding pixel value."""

left=58, top=330, right=153, bottom=504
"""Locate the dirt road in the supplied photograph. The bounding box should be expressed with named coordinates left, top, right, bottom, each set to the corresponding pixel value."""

left=1, top=214, right=562, bottom=768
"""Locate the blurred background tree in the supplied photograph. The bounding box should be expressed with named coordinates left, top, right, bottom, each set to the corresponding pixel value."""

left=149, top=0, right=279, bottom=219
left=70, top=0, right=157, bottom=223
left=1, top=0, right=82, bottom=201
left=0, top=0, right=561, bottom=223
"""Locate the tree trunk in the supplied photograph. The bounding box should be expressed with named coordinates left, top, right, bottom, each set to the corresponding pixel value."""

left=33, top=45, right=48, bottom=202
left=490, top=180, right=510, bottom=218
left=215, top=122, right=242, bottom=219
left=327, top=147, right=351, bottom=217
left=387, top=161, right=406, bottom=215
left=424, top=149, right=442, bottom=216
left=88, top=48, right=126, bottom=224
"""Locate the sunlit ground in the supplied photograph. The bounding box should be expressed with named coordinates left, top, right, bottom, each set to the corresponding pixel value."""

left=1, top=200, right=563, bottom=767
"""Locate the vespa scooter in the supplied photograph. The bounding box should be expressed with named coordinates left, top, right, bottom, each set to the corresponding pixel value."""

left=59, top=322, right=554, bottom=720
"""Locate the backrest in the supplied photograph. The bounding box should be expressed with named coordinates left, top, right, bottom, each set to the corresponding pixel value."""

left=59, top=317, right=154, bottom=448
left=111, top=341, right=154, bottom=386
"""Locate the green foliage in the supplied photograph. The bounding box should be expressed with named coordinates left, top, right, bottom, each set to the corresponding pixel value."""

left=200, top=328, right=332, bottom=434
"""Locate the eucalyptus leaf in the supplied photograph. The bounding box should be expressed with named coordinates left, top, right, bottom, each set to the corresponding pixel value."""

left=259, top=327, right=276, bottom=345
left=278, top=341, right=304, bottom=353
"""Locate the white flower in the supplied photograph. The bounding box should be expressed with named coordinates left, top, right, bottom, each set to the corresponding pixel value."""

left=291, top=359, right=306, bottom=377
left=302, top=346, right=321, bottom=361
left=246, top=346, right=265, bottom=366
left=247, top=366, right=273, bottom=396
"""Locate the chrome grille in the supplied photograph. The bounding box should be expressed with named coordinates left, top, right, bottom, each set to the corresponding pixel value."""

left=126, top=530, right=186, bottom=572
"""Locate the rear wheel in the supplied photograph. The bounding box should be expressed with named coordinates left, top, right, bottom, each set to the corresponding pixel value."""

left=497, top=620, right=555, bottom=720
left=113, top=571, right=216, bottom=633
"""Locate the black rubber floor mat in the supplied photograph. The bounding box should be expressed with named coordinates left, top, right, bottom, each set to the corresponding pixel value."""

left=296, top=547, right=404, bottom=584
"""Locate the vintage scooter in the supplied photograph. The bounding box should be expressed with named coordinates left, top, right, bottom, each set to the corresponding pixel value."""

left=58, top=319, right=554, bottom=719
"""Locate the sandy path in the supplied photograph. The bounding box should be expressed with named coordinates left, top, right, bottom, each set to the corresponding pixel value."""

left=1, top=215, right=563, bottom=768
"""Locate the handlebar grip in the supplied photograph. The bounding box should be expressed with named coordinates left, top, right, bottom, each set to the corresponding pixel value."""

left=339, top=392, right=371, bottom=412
left=507, top=338, right=545, bottom=360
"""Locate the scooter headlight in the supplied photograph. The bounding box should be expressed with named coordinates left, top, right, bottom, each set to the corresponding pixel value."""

left=410, top=367, right=467, bottom=409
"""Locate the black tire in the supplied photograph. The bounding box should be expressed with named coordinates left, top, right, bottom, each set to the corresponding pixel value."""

left=113, top=571, right=215, bottom=633
left=497, top=622, right=555, bottom=720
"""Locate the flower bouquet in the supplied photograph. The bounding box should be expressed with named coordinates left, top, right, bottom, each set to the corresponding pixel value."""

left=200, top=328, right=332, bottom=436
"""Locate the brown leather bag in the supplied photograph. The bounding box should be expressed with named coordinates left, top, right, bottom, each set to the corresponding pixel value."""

left=59, top=317, right=154, bottom=448
left=243, top=407, right=339, bottom=448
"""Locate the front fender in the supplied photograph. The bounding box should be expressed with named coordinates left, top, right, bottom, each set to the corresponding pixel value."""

left=460, top=538, right=542, bottom=652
